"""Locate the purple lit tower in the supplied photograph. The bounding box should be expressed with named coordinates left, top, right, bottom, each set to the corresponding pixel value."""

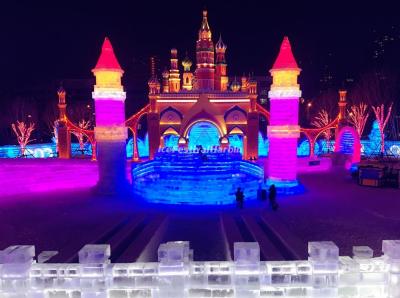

left=267, top=37, right=301, bottom=189
left=92, top=38, right=129, bottom=194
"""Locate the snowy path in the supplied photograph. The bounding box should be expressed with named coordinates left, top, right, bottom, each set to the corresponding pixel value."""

left=155, top=213, right=228, bottom=261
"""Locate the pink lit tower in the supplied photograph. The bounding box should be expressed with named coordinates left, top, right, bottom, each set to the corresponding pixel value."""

left=92, top=38, right=129, bottom=194
left=267, top=37, right=302, bottom=190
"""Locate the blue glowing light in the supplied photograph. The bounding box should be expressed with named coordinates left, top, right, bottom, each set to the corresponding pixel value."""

left=132, top=152, right=264, bottom=205
left=266, top=178, right=304, bottom=195
left=188, top=122, right=220, bottom=150
left=164, top=134, right=179, bottom=150
left=228, top=134, right=243, bottom=153
left=339, top=131, right=355, bottom=154
left=126, top=134, right=149, bottom=158
left=297, top=139, right=310, bottom=156
left=258, top=132, right=269, bottom=156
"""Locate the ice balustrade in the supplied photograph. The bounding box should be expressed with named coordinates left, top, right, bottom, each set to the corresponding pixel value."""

left=0, top=240, right=399, bottom=297
left=132, top=152, right=264, bottom=204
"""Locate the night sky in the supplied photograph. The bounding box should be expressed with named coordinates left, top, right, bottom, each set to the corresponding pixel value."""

left=1, top=1, right=399, bottom=101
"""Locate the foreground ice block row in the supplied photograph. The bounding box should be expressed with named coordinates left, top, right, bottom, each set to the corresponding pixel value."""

left=0, top=240, right=399, bottom=297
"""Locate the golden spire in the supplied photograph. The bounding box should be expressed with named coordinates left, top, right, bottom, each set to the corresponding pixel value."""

left=199, top=10, right=212, bottom=40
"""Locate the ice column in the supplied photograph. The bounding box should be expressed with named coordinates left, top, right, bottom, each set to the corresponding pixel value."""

left=234, top=242, right=262, bottom=298
left=0, top=245, right=35, bottom=297
left=308, top=241, right=339, bottom=297
left=383, top=240, right=400, bottom=297
left=158, top=241, right=191, bottom=296
left=92, top=38, right=129, bottom=195
left=267, top=37, right=301, bottom=189
left=78, top=244, right=111, bottom=298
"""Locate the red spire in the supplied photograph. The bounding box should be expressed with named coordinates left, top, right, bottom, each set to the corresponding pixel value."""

left=271, top=36, right=299, bottom=70
left=93, top=37, right=123, bottom=72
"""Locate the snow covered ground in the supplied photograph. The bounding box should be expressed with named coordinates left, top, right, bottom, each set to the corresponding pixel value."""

left=0, top=165, right=399, bottom=262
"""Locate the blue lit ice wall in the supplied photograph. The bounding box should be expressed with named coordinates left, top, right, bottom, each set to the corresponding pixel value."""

left=0, top=143, right=92, bottom=158
left=228, top=134, right=243, bottom=153
left=188, top=122, right=220, bottom=150
left=126, top=133, right=149, bottom=158
left=163, top=134, right=179, bottom=149
left=258, top=132, right=269, bottom=156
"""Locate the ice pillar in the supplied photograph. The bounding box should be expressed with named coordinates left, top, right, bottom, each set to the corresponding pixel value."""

left=92, top=38, right=129, bottom=195
left=0, top=245, right=35, bottom=297
left=308, top=241, right=339, bottom=297
left=383, top=240, right=400, bottom=297
left=78, top=244, right=110, bottom=298
left=267, top=37, right=301, bottom=189
left=157, top=241, right=192, bottom=296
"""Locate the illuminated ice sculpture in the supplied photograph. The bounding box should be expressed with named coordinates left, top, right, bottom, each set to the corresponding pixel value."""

left=267, top=37, right=301, bottom=190
left=1, top=240, right=399, bottom=297
left=92, top=38, right=129, bottom=194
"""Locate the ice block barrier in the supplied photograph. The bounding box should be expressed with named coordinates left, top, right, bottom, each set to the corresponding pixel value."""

left=0, top=240, right=399, bottom=297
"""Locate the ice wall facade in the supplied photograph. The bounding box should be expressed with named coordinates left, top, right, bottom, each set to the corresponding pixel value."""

left=1, top=240, right=399, bottom=297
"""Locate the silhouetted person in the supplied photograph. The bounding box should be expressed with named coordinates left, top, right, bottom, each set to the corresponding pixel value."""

left=268, top=184, right=278, bottom=210
left=261, top=188, right=267, bottom=201
left=235, top=187, right=244, bottom=209
left=257, top=184, right=262, bottom=201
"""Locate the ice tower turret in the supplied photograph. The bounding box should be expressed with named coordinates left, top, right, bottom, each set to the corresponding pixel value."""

left=267, top=37, right=301, bottom=189
left=92, top=37, right=129, bottom=194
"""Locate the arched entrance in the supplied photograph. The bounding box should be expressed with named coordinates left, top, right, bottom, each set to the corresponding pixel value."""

left=162, top=127, right=180, bottom=150
left=227, top=127, right=245, bottom=155
left=335, top=126, right=361, bottom=164
left=186, top=121, right=221, bottom=150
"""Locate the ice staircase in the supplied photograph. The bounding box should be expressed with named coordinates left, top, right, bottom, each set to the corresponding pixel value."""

left=132, top=152, right=264, bottom=204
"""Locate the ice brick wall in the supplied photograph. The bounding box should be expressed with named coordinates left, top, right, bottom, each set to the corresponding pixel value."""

left=0, top=240, right=399, bottom=297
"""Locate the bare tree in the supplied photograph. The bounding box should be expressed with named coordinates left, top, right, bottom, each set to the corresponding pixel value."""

left=347, top=103, right=369, bottom=137
left=349, top=70, right=399, bottom=140
left=1, top=96, right=38, bottom=144
left=11, top=121, right=36, bottom=157
left=72, top=120, right=90, bottom=153
left=306, top=89, right=338, bottom=127
left=311, top=109, right=333, bottom=151
left=371, top=103, right=393, bottom=153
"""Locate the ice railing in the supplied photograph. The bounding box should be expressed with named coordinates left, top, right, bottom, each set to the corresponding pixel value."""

left=1, top=240, right=399, bottom=297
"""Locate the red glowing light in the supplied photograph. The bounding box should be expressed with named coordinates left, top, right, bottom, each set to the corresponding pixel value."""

left=272, top=36, right=299, bottom=70
left=93, top=37, right=123, bottom=72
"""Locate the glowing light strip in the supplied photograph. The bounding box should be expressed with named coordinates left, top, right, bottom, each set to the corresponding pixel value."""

left=197, top=63, right=215, bottom=67
left=92, top=90, right=126, bottom=100
left=209, top=99, right=249, bottom=103
left=160, top=122, right=181, bottom=125
left=268, top=89, right=301, bottom=99
left=94, top=126, right=127, bottom=141
left=268, top=125, right=300, bottom=138
left=157, top=100, right=197, bottom=103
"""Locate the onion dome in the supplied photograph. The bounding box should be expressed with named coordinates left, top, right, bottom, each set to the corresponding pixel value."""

left=57, top=84, right=66, bottom=95
left=162, top=68, right=170, bottom=79
left=215, top=35, right=227, bottom=51
left=182, top=54, right=193, bottom=72
left=199, top=10, right=212, bottom=40
left=230, top=77, right=241, bottom=92
left=148, top=76, right=160, bottom=85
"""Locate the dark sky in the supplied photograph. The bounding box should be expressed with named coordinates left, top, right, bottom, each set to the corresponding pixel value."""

left=1, top=0, right=399, bottom=99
